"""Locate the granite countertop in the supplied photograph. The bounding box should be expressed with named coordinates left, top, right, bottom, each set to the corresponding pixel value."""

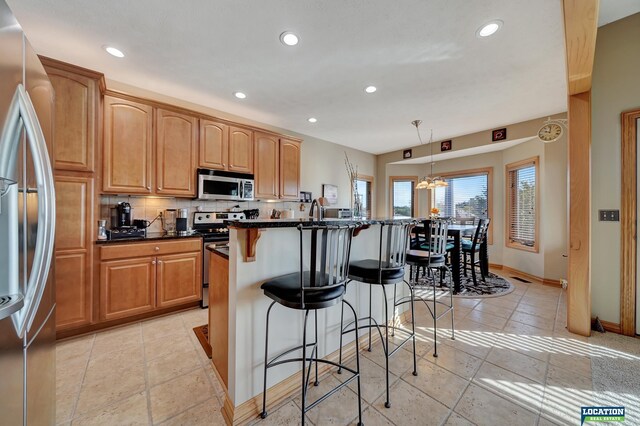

left=226, top=217, right=417, bottom=229
left=95, top=232, right=202, bottom=244
left=206, top=244, right=229, bottom=259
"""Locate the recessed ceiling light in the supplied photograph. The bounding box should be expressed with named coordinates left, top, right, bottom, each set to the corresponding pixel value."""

left=234, top=92, right=247, bottom=99
left=307, top=117, right=317, bottom=123
left=104, top=46, right=125, bottom=58
left=279, top=31, right=299, bottom=46
left=476, top=20, right=503, bottom=38
left=364, top=85, right=377, bottom=94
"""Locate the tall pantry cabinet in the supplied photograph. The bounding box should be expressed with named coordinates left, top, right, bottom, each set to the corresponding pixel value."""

left=41, top=57, right=104, bottom=333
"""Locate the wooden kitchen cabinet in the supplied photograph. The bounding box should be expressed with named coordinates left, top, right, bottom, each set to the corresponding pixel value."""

left=199, top=119, right=228, bottom=170
left=254, top=134, right=301, bottom=200
left=279, top=138, right=301, bottom=200
left=103, top=95, right=153, bottom=194
left=99, top=239, right=202, bottom=322
left=43, top=61, right=101, bottom=173
left=254, top=132, right=280, bottom=199
left=100, top=257, right=156, bottom=321
left=156, top=108, right=198, bottom=196
left=156, top=251, right=202, bottom=308
left=228, top=126, right=254, bottom=173
left=54, top=174, right=94, bottom=330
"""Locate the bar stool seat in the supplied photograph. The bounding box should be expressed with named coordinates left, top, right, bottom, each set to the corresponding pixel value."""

left=261, top=272, right=346, bottom=309
left=348, top=259, right=405, bottom=284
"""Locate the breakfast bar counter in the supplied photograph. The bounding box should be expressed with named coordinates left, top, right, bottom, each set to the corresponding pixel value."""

left=211, top=218, right=413, bottom=424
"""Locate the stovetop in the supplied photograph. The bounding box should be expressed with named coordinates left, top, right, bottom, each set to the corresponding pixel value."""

left=192, top=211, right=245, bottom=240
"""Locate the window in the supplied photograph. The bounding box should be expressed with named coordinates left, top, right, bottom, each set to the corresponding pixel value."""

left=433, top=168, right=493, bottom=243
left=353, top=175, right=373, bottom=219
left=506, top=157, right=539, bottom=252
left=390, top=177, right=417, bottom=218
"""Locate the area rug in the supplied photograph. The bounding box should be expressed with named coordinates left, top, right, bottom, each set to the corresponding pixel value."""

left=414, top=271, right=515, bottom=298
left=193, top=324, right=212, bottom=358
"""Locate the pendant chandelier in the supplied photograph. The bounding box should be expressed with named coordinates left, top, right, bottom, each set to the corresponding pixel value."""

left=411, top=120, right=448, bottom=190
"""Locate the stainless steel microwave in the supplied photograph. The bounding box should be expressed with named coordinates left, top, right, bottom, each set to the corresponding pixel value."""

left=196, top=169, right=254, bottom=201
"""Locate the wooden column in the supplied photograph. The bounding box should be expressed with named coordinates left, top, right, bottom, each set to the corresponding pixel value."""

left=567, top=92, right=592, bottom=336
left=563, top=0, right=599, bottom=336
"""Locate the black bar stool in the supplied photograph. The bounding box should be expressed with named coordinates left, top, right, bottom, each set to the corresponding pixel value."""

left=338, top=220, right=417, bottom=409
left=462, top=218, right=491, bottom=286
left=260, top=224, right=363, bottom=426
left=405, top=218, right=455, bottom=357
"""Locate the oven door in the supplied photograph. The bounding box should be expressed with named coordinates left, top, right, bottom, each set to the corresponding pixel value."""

left=198, top=174, right=242, bottom=201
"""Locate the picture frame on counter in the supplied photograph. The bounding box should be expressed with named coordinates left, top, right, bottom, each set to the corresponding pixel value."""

left=322, top=184, right=338, bottom=205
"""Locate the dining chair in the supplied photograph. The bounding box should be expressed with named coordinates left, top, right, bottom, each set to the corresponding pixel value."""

left=462, top=218, right=491, bottom=286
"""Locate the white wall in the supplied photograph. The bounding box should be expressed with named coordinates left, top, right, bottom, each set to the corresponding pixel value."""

left=591, top=12, right=640, bottom=324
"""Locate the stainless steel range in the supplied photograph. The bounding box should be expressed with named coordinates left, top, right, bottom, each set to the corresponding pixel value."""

left=193, top=211, right=245, bottom=308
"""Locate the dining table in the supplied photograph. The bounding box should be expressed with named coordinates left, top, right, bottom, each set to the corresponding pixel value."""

left=412, top=222, right=489, bottom=294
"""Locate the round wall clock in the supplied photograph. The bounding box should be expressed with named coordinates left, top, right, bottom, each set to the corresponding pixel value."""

left=538, top=122, right=563, bottom=143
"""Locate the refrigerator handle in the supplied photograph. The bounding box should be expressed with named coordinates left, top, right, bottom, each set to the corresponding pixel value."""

left=0, top=85, right=55, bottom=338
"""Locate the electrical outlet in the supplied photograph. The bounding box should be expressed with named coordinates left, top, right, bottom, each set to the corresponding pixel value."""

left=560, top=279, right=568, bottom=290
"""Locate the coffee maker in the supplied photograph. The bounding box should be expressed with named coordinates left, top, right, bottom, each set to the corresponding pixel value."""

left=111, top=202, right=133, bottom=228
left=106, top=202, right=146, bottom=240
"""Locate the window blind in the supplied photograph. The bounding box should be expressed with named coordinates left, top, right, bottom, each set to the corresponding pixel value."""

left=434, top=174, right=488, bottom=221
left=508, top=164, right=536, bottom=247
left=354, top=179, right=372, bottom=219
left=392, top=180, right=414, bottom=218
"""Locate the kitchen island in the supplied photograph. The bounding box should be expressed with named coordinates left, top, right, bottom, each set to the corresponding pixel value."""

left=208, top=218, right=414, bottom=424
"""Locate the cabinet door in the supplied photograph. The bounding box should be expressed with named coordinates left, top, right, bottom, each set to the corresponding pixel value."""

left=199, top=119, right=228, bottom=170
left=54, top=175, right=94, bottom=330
left=156, top=252, right=202, bottom=308
left=279, top=139, right=301, bottom=200
left=228, top=126, right=253, bottom=173
left=46, top=69, right=98, bottom=172
left=254, top=132, right=279, bottom=199
left=100, top=258, right=156, bottom=321
left=156, top=109, right=198, bottom=196
left=103, top=96, right=153, bottom=194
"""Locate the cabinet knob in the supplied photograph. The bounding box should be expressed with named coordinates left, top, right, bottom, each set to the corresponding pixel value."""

left=152, top=260, right=156, bottom=265
left=158, top=260, right=163, bottom=264
left=147, top=186, right=151, bottom=190
left=222, top=163, right=226, bottom=167
left=155, top=247, right=160, bottom=251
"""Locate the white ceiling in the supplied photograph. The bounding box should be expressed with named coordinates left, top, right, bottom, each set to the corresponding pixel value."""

left=8, top=0, right=571, bottom=154
left=598, top=0, right=640, bottom=26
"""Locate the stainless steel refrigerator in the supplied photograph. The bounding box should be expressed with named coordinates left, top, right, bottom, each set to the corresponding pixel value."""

left=0, top=0, right=56, bottom=424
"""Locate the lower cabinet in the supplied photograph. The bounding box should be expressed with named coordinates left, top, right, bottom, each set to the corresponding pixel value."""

left=100, top=257, right=156, bottom=321
left=99, top=239, right=202, bottom=322
left=157, top=252, right=202, bottom=308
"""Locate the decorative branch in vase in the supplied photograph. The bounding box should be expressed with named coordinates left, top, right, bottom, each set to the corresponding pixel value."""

left=344, top=152, right=361, bottom=218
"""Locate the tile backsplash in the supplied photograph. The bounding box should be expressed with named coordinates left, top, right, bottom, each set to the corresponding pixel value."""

left=100, top=195, right=309, bottom=233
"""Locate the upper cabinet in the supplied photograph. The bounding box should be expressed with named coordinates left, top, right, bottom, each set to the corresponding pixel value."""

left=199, top=119, right=228, bottom=170
left=254, top=133, right=301, bottom=200
left=42, top=58, right=102, bottom=173
left=228, top=126, right=253, bottom=173
left=279, top=139, right=301, bottom=200
left=103, top=95, right=153, bottom=194
left=254, top=132, right=280, bottom=199
left=156, top=108, right=197, bottom=196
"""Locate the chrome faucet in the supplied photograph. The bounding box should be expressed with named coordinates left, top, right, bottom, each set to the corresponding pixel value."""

left=309, top=199, right=322, bottom=221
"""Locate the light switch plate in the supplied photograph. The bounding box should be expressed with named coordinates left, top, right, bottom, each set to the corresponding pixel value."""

left=598, top=210, right=619, bottom=222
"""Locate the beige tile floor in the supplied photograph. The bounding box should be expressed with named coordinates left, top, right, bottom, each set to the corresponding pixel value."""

left=56, top=271, right=640, bottom=425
